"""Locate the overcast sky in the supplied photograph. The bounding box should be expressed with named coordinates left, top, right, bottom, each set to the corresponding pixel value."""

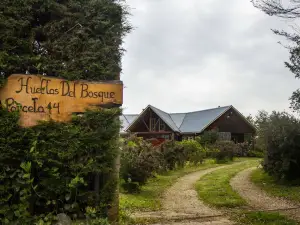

left=121, top=0, right=299, bottom=117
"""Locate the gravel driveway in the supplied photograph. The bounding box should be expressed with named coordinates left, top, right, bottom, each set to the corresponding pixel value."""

left=134, top=164, right=240, bottom=225
left=230, top=167, right=300, bottom=223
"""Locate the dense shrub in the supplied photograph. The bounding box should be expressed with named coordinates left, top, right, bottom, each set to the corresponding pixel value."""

left=0, top=108, right=121, bottom=224
left=197, top=131, right=218, bottom=146
left=120, top=138, right=208, bottom=193
left=263, top=112, right=300, bottom=182
left=213, top=141, right=239, bottom=163
left=248, top=147, right=265, bottom=158
left=178, top=140, right=206, bottom=165
left=158, top=140, right=186, bottom=170
left=236, top=142, right=253, bottom=157
left=120, top=136, right=160, bottom=192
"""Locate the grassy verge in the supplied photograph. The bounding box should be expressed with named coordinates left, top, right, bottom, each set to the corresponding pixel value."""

left=195, top=159, right=260, bottom=208
left=233, top=211, right=298, bottom=225
left=251, top=169, right=300, bottom=203
left=120, top=158, right=253, bottom=212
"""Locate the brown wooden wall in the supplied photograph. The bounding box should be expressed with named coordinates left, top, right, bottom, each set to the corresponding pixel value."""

left=206, top=108, right=255, bottom=134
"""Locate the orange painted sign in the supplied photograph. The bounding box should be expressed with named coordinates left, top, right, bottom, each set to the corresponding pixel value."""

left=0, top=74, right=123, bottom=127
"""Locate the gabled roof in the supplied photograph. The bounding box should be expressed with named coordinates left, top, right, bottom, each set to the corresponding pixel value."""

left=150, top=105, right=180, bottom=132
left=121, top=105, right=255, bottom=134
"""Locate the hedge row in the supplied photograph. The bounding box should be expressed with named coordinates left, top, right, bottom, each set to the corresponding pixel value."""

left=120, top=135, right=254, bottom=193
left=0, top=108, right=121, bottom=224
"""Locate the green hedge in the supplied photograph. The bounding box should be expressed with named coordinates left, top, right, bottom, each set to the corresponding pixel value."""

left=0, top=0, right=131, bottom=81
left=0, top=107, right=122, bottom=224
left=0, top=0, right=131, bottom=224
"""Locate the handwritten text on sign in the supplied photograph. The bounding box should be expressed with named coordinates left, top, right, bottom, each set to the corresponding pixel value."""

left=0, top=74, right=123, bottom=127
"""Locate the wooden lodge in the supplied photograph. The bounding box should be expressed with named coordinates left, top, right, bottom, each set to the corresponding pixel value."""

left=120, top=105, right=256, bottom=143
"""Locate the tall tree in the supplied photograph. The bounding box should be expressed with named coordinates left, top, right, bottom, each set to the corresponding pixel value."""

left=252, top=0, right=300, bottom=112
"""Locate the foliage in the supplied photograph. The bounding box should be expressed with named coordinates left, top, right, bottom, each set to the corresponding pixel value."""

left=197, top=130, right=218, bottom=146
left=251, top=169, right=300, bottom=203
left=158, top=140, right=187, bottom=170
left=196, top=159, right=259, bottom=208
left=262, top=111, right=300, bottom=181
left=212, top=141, right=240, bottom=163
left=177, top=140, right=206, bottom=165
left=120, top=136, right=160, bottom=193
left=254, top=110, right=269, bottom=152
left=120, top=137, right=208, bottom=193
left=0, top=107, right=121, bottom=224
left=247, top=149, right=265, bottom=158
left=236, top=142, right=253, bottom=157
left=0, top=0, right=131, bottom=81
left=0, top=0, right=131, bottom=223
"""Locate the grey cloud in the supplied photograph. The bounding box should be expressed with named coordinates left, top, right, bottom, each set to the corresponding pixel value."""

left=121, top=0, right=300, bottom=116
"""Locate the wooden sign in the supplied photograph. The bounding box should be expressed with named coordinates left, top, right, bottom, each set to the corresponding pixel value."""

left=0, top=74, right=123, bottom=127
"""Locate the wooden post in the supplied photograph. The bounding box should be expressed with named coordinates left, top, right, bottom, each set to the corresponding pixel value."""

left=108, top=72, right=122, bottom=224
left=107, top=144, right=121, bottom=224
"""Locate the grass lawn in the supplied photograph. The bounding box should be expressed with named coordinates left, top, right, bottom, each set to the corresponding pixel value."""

left=251, top=169, right=300, bottom=203
left=233, top=211, right=298, bottom=225
left=195, top=158, right=260, bottom=208
left=120, top=158, right=253, bottom=212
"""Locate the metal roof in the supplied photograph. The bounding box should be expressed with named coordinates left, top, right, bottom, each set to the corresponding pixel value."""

left=120, top=114, right=138, bottom=133
left=178, top=106, right=231, bottom=133
left=120, top=105, right=248, bottom=134
left=170, top=113, right=186, bottom=128
left=150, top=105, right=180, bottom=132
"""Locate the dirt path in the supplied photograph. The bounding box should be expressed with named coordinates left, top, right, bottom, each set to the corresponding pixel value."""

left=134, top=164, right=240, bottom=225
left=230, top=167, right=300, bottom=222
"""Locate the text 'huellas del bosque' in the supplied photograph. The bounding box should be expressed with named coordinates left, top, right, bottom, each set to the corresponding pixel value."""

left=16, top=77, right=115, bottom=102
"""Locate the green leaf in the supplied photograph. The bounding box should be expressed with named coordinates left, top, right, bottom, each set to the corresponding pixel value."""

left=20, top=162, right=31, bottom=173
left=30, top=146, right=35, bottom=153
left=14, top=210, right=21, bottom=217
left=23, top=173, right=30, bottom=179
